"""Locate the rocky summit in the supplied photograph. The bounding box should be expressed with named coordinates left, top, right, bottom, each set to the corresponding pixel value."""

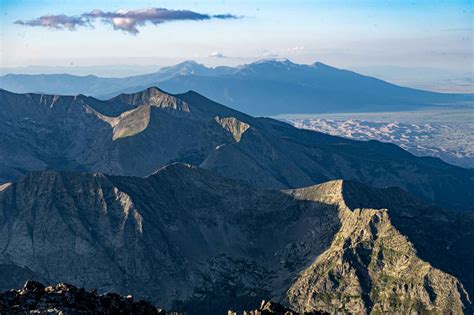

left=0, top=280, right=164, bottom=314
left=0, top=87, right=473, bottom=211
left=0, top=165, right=472, bottom=314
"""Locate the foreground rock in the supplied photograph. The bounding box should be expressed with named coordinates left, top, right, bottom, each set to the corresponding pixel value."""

left=230, top=300, right=326, bottom=314
left=0, top=281, right=164, bottom=314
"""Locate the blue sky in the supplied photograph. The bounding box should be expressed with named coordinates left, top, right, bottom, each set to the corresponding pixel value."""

left=1, top=0, right=473, bottom=72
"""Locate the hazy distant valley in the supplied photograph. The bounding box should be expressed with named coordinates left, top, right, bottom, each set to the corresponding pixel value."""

left=280, top=107, right=474, bottom=168
left=3, top=59, right=472, bottom=170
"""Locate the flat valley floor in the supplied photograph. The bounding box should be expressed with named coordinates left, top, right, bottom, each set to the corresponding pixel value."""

left=278, top=106, right=474, bottom=169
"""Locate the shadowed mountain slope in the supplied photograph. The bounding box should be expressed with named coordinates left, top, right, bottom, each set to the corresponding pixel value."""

left=0, top=87, right=473, bottom=211
left=0, top=166, right=472, bottom=314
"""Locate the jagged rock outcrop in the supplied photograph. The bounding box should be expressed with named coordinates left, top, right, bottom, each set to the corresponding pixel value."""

left=98, top=105, right=152, bottom=140
left=0, top=88, right=473, bottom=211
left=0, top=281, right=164, bottom=314
left=286, top=181, right=473, bottom=314
left=0, top=183, right=10, bottom=191
left=215, top=116, right=250, bottom=142
left=0, top=166, right=472, bottom=314
left=230, top=300, right=325, bottom=315
left=111, top=86, right=190, bottom=111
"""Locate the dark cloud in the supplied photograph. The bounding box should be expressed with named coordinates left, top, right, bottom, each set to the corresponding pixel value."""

left=14, top=14, right=91, bottom=31
left=14, top=8, right=240, bottom=35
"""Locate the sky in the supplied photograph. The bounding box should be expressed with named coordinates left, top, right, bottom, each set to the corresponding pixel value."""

left=0, top=0, right=473, bottom=76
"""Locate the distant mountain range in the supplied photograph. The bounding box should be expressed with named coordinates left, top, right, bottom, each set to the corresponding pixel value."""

left=1, top=165, right=472, bottom=313
left=1, top=60, right=472, bottom=115
left=0, top=87, right=473, bottom=211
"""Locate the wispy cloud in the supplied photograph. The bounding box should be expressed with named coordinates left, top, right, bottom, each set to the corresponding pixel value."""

left=287, top=46, right=306, bottom=53
left=14, top=14, right=91, bottom=31
left=209, top=51, right=227, bottom=58
left=14, top=8, right=240, bottom=35
left=262, top=50, right=279, bottom=58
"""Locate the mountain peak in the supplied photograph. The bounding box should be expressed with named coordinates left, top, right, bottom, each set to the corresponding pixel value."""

left=175, top=60, right=200, bottom=66
left=289, top=179, right=415, bottom=211
left=111, top=86, right=190, bottom=112
left=233, top=59, right=300, bottom=77
left=143, top=86, right=170, bottom=96
left=252, top=58, right=294, bottom=64
left=246, top=58, right=298, bottom=68
left=160, top=60, right=209, bottom=75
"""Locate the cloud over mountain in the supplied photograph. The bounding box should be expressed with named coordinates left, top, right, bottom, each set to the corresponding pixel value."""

left=209, top=51, right=227, bottom=58
left=14, top=7, right=239, bottom=35
left=14, top=14, right=91, bottom=31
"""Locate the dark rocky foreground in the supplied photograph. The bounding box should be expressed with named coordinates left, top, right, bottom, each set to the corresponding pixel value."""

left=230, top=300, right=326, bottom=315
left=0, top=282, right=317, bottom=315
left=0, top=281, right=165, bottom=314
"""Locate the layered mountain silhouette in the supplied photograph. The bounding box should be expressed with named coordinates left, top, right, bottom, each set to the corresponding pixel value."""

left=1, top=60, right=472, bottom=115
left=0, top=165, right=472, bottom=314
left=0, top=87, right=473, bottom=211
left=1, top=84, right=473, bottom=314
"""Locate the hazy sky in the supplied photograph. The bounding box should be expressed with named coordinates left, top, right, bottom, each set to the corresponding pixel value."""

left=1, top=0, right=473, bottom=72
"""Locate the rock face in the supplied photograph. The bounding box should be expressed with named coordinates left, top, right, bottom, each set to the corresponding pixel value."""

left=0, top=165, right=340, bottom=313
left=0, top=165, right=472, bottom=314
left=215, top=116, right=250, bottom=142
left=0, top=281, right=164, bottom=314
left=287, top=183, right=470, bottom=314
left=0, top=87, right=473, bottom=211
left=231, top=300, right=324, bottom=315
left=286, top=181, right=474, bottom=314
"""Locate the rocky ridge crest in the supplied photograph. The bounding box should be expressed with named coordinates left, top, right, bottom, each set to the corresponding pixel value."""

left=0, top=88, right=473, bottom=211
